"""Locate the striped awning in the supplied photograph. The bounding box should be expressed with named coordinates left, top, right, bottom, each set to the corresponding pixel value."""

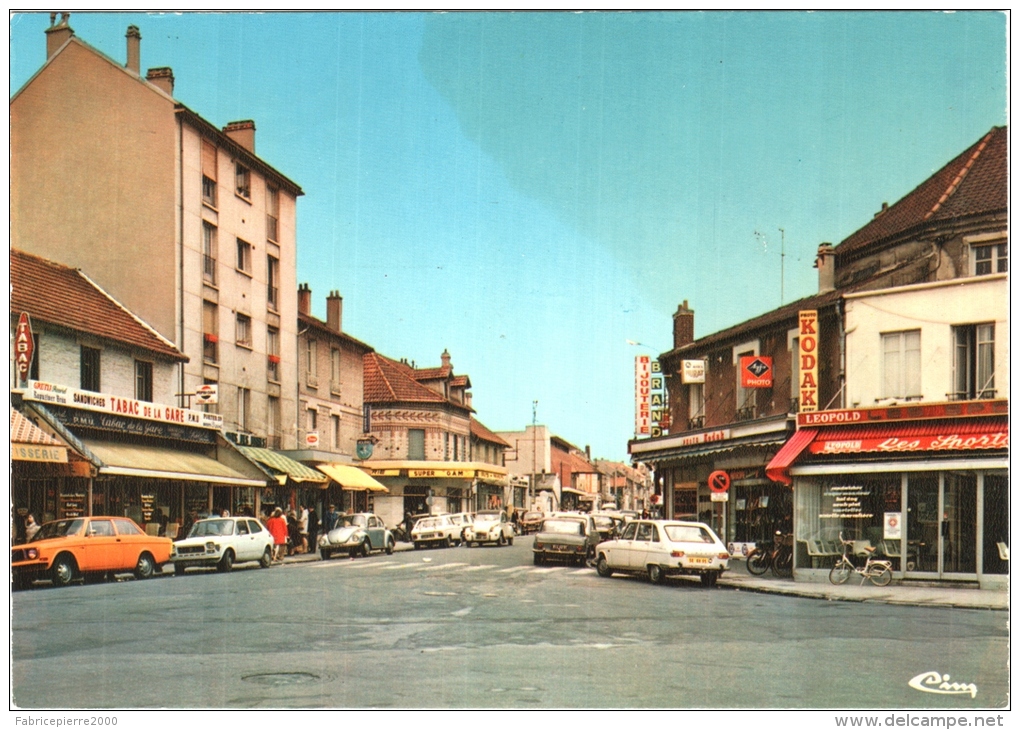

left=82, top=439, right=268, bottom=487
left=317, top=463, right=389, bottom=492
left=237, top=447, right=328, bottom=485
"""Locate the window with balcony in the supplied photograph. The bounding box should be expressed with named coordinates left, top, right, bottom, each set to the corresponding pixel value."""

left=687, top=383, right=704, bottom=430
left=135, top=360, right=153, bottom=402
left=203, top=300, right=219, bottom=364
left=80, top=346, right=101, bottom=392
left=267, top=395, right=281, bottom=448
left=202, top=222, right=217, bottom=285
left=235, top=163, right=251, bottom=199
left=266, top=186, right=279, bottom=242
left=881, top=330, right=921, bottom=400
left=235, top=313, right=252, bottom=348
left=201, top=140, right=217, bottom=207
left=267, top=326, right=280, bottom=382
left=972, top=241, right=1007, bottom=276
left=267, top=255, right=280, bottom=311
left=236, top=238, right=252, bottom=274
left=952, top=323, right=995, bottom=400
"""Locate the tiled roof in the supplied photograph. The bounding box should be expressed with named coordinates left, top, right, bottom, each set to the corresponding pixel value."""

left=836, top=126, right=1006, bottom=258
left=470, top=418, right=510, bottom=447
left=363, top=353, right=460, bottom=407
left=299, top=312, right=374, bottom=353
left=10, top=249, right=187, bottom=361
left=412, top=365, right=452, bottom=381
left=449, top=375, right=471, bottom=388
left=11, top=407, right=62, bottom=445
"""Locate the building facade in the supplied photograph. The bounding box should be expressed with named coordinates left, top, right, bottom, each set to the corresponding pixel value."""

left=11, top=16, right=302, bottom=451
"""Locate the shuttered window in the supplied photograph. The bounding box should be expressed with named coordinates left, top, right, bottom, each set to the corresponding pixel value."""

left=201, top=140, right=217, bottom=206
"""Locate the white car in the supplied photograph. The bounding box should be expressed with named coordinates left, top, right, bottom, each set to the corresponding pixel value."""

left=447, top=512, right=475, bottom=543
left=463, top=510, right=515, bottom=547
left=411, top=514, right=462, bottom=549
left=594, top=520, right=730, bottom=587
left=171, top=517, right=274, bottom=574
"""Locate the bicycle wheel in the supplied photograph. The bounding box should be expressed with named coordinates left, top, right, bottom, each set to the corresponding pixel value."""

left=868, top=565, right=892, bottom=587
left=746, top=551, right=770, bottom=576
left=771, top=548, right=793, bottom=578
left=829, top=560, right=853, bottom=585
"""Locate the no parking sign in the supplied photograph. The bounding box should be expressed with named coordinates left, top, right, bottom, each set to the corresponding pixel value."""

left=708, top=470, right=730, bottom=493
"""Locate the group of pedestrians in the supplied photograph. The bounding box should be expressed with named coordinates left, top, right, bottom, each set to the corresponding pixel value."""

left=264, top=504, right=320, bottom=563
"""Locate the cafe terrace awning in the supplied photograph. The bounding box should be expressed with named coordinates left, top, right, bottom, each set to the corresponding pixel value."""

left=766, top=417, right=1008, bottom=485
left=316, top=463, right=389, bottom=492
left=237, top=446, right=329, bottom=487
left=81, top=439, right=268, bottom=487
left=12, top=407, right=69, bottom=463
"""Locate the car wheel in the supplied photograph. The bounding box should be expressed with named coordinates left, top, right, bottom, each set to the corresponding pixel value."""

left=647, top=564, right=664, bottom=585
left=361, top=540, right=372, bottom=558
left=534, top=553, right=544, bottom=566
left=498, top=533, right=507, bottom=547
left=701, top=571, right=719, bottom=587
left=443, top=536, right=452, bottom=549
left=51, top=554, right=77, bottom=587
left=596, top=556, right=613, bottom=578
left=508, top=535, right=514, bottom=546
left=320, top=549, right=332, bottom=561
left=386, top=538, right=394, bottom=556
left=217, top=550, right=234, bottom=573
left=174, top=563, right=186, bottom=576
left=260, top=547, right=273, bottom=569
left=134, top=552, right=156, bottom=580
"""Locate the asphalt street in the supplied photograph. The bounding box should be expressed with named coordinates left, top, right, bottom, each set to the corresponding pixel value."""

left=10, top=539, right=1009, bottom=709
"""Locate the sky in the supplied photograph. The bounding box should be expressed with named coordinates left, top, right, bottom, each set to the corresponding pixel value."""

left=9, top=11, right=1008, bottom=462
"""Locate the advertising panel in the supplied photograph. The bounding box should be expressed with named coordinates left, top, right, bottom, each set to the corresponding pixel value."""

left=798, top=310, right=819, bottom=412
left=635, top=355, right=652, bottom=436
left=681, top=359, right=706, bottom=384
left=740, top=355, right=773, bottom=388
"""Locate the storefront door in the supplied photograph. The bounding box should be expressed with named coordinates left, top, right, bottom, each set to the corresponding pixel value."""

left=906, top=473, right=977, bottom=577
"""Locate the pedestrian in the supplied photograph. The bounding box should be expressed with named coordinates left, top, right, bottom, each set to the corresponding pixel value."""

left=297, top=504, right=310, bottom=554
left=324, top=504, right=340, bottom=533
left=287, top=509, right=302, bottom=555
left=177, top=509, right=198, bottom=541
left=221, top=508, right=231, bottom=518
left=266, top=508, right=288, bottom=562
left=307, top=505, right=319, bottom=552
left=403, top=511, right=415, bottom=541
left=24, top=513, right=40, bottom=542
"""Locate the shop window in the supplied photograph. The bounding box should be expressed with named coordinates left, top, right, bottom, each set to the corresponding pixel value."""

left=881, top=330, right=921, bottom=400
left=80, top=346, right=101, bottom=392
left=408, top=429, right=426, bottom=460
left=135, top=360, right=153, bottom=402
left=952, top=323, right=995, bottom=400
left=983, top=473, right=1008, bottom=575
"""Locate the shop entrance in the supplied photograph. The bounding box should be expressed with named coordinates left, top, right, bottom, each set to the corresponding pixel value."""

left=907, top=472, right=977, bottom=577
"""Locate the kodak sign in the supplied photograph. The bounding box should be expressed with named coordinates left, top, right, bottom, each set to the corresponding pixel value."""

left=798, top=310, right=818, bottom=412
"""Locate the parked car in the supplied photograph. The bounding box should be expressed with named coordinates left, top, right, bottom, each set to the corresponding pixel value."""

left=594, top=520, right=730, bottom=586
left=463, top=510, right=515, bottom=547
left=411, top=514, right=463, bottom=549
left=591, top=513, right=625, bottom=542
left=11, top=516, right=172, bottom=588
left=532, top=514, right=601, bottom=566
left=447, top=512, right=475, bottom=543
left=319, top=513, right=394, bottom=559
left=519, top=511, right=545, bottom=535
left=170, top=517, right=274, bottom=574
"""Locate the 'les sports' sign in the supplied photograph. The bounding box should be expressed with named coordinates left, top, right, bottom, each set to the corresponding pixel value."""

left=798, top=310, right=819, bottom=412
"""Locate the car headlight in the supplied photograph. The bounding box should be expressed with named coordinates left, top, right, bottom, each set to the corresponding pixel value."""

left=27, top=548, right=38, bottom=560
left=205, top=541, right=219, bottom=553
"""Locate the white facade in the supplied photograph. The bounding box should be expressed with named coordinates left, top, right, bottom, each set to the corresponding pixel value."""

left=844, top=274, right=1009, bottom=408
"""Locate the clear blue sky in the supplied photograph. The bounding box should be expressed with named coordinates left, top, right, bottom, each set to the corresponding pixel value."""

left=10, top=11, right=1007, bottom=462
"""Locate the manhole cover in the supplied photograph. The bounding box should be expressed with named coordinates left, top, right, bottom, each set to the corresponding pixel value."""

left=242, top=672, right=321, bottom=687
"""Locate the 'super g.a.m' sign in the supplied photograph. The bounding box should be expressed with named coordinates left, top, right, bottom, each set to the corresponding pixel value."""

left=798, top=310, right=819, bottom=412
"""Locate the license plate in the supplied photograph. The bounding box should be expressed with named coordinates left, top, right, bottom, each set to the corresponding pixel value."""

left=689, top=557, right=711, bottom=565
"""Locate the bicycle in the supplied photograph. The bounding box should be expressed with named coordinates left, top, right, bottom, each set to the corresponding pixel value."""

left=828, top=532, right=893, bottom=586
left=746, top=531, right=793, bottom=578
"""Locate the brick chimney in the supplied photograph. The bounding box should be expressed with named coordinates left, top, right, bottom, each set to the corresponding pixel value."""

left=146, top=67, right=174, bottom=96
left=298, top=283, right=311, bottom=316
left=223, top=120, right=255, bottom=153
left=815, top=243, right=835, bottom=293
left=326, top=291, right=343, bottom=333
left=45, top=13, right=73, bottom=58
left=125, top=25, right=141, bottom=75
left=672, top=300, right=695, bottom=350
left=441, top=349, right=451, bottom=369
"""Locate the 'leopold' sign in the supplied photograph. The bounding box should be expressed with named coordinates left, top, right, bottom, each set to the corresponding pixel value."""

left=798, top=310, right=819, bottom=412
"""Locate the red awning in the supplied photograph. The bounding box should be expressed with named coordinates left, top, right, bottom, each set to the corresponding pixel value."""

left=808, top=418, right=1007, bottom=456
left=765, top=429, right=818, bottom=486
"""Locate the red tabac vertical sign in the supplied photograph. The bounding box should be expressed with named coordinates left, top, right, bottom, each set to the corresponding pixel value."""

left=15, top=313, right=34, bottom=384
left=635, top=355, right=652, bottom=436
left=798, top=310, right=818, bottom=412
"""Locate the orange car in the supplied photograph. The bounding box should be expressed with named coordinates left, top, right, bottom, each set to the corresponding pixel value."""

left=12, top=516, right=172, bottom=588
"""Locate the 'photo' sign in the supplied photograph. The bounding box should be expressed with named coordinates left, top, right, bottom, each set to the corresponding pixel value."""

left=740, top=355, right=773, bottom=388
left=798, top=310, right=819, bottom=412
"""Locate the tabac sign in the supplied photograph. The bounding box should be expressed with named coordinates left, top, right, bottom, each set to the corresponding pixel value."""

left=798, top=310, right=819, bottom=412
left=14, top=313, right=34, bottom=384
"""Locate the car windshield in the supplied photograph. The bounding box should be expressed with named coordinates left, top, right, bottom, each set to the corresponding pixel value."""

left=664, top=525, right=716, bottom=543
left=337, top=515, right=367, bottom=529
left=189, top=519, right=235, bottom=537
left=542, top=519, right=585, bottom=535
left=32, top=519, right=85, bottom=541
left=593, top=516, right=614, bottom=528
left=474, top=511, right=501, bottom=521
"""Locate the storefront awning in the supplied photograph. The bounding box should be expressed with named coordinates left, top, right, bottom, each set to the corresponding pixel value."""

left=317, top=463, right=389, bottom=492
left=81, top=439, right=268, bottom=488
left=805, top=418, right=1008, bottom=456
left=765, top=429, right=818, bottom=486
left=561, top=487, right=591, bottom=496
left=238, top=447, right=328, bottom=486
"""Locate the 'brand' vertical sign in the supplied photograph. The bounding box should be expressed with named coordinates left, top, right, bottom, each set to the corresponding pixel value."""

left=798, top=310, right=819, bottom=412
left=635, top=355, right=652, bottom=436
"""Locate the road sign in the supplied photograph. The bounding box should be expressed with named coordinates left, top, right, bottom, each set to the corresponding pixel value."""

left=708, top=470, right=730, bottom=493
left=711, top=492, right=729, bottom=502
left=426, top=496, right=435, bottom=507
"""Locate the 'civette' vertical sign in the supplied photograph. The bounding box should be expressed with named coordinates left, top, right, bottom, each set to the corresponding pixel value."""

left=798, top=310, right=818, bottom=412
left=635, top=355, right=652, bottom=436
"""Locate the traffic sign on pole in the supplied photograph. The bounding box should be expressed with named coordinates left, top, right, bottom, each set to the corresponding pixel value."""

left=708, top=470, right=730, bottom=493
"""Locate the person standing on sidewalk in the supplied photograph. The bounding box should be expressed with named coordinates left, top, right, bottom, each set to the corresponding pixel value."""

left=307, top=504, right=320, bottom=553
left=266, top=508, right=288, bottom=563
